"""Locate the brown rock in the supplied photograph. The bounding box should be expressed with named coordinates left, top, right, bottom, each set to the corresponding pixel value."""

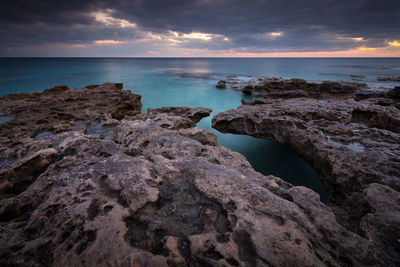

left=212, top=83, right=400, bottom=265
left=219, top=76, right=369, bottom=99
left=0, top=82, right=142, bottom=144
left=0, top=82, right=393, bottom=266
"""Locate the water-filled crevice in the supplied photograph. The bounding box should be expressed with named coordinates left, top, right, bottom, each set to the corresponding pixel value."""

left=215, top=132, right=327, bottom=203
left=196, top=111, right=326, bottom=202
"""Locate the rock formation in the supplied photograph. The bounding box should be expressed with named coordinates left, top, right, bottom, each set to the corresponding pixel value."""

left=216, top=77, right=369, bottom=98
left=1, top=82, right=396, bottom=266
left=377, top=76, right=400, bottom=82
left=212, top=79, right=400, bottom=266
left=216, top=80, right=226, bottom=89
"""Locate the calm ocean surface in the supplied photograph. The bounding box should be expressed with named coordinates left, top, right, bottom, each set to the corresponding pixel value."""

left=1, top=57, right=400, bottom=201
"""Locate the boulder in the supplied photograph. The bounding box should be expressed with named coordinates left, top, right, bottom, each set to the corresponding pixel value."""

left=216, top=80, right=227, bottom=89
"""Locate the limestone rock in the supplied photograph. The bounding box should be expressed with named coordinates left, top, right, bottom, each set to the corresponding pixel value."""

left=0, top=83, right=394, bottom=266
left=212, top=81, right=400, bottom=265
left=0, top=82, right=142, bottom=144
left=218, top=76, right=369, bottom=99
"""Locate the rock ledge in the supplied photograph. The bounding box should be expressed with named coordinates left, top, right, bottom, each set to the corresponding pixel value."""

left=213, top=78, right=400, bottom=265
left=0, top=82, right=396, bottom=266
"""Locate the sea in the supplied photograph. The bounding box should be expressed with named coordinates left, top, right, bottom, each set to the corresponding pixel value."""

left=1, top=57, right=400, bottom=201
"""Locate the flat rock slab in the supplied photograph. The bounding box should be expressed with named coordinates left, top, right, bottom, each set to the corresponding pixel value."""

left=0, top=82, right=142, bottom=143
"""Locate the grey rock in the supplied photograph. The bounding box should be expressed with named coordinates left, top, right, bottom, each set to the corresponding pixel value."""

left=212, top=81, right=400, bottom=266
left=377, top=76, right=400, bottom=82
left=0, top=83, right=392, bottom=266
left=216, top=80, right=226, bottom=88
left=218, top=76, right=369, bottom=99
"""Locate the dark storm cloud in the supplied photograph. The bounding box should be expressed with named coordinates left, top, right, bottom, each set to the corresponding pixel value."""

left=0, top=0, right=110, bottom=25
left=112, top=0, right=400, bottom=38
left=0, top=0, right=399, bottom=55
left=134, top=0, right=400, bottom=50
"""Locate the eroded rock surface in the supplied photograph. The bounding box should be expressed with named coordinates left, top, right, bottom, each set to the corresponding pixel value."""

left=213, top=79, right=400, bottom=265
left=217, top=77, right=369, bottom=98
left=1, top=83, right=394, bottom=266
left=0, top=82, right=141, bottom=142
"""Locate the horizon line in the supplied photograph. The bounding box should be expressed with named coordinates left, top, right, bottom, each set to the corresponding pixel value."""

left=1, top=56, right=400, bottom=59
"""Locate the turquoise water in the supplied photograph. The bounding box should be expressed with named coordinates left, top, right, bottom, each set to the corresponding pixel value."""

left=1, top=58, right=400, bottom=201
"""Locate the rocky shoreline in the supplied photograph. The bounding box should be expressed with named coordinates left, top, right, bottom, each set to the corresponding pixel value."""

left=213, top=78, right=400, bottom=265
left=0, top=82, right=399, bottom=266
left=215, top=75, right=400, bottom=91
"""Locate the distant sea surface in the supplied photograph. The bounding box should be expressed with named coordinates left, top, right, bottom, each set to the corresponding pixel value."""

left=1, top=57, right=400, bottom=201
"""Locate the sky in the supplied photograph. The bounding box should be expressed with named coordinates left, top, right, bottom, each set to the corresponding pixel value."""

left=0, top=0, right=399, bottom=57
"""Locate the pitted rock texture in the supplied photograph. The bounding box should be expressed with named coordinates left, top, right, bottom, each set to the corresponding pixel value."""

left=212, top=82, right=400, bottom=265
left=0, top=83, right=392, bottom=266
left=217, top=77, right=369, bottom=98
left=0, top=82, right=142, bottom=143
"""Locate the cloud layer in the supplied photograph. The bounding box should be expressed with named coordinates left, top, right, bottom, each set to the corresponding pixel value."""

left=1, top=0, right=399, bottom=56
